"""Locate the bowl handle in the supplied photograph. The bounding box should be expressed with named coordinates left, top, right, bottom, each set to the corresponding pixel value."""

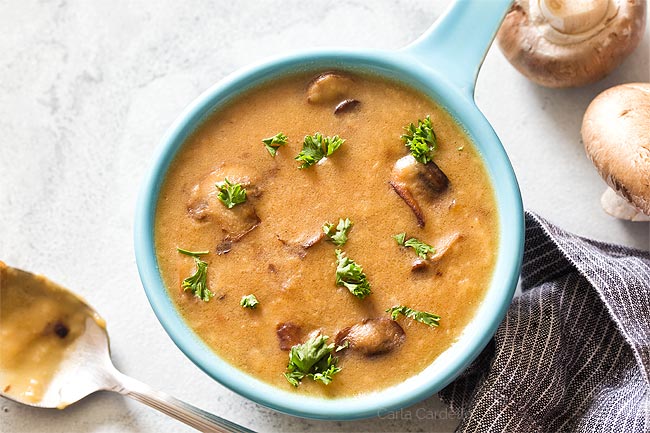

left=402, top=0, right=512, bottom=98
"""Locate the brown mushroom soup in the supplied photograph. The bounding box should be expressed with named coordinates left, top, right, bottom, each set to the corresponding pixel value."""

left=154, top=71, right=499, bottom=397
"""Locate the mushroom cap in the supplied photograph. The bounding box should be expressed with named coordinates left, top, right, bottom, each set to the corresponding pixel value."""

left=497, top=0, right=646, bottom=88
left=582, top=83, right=650, bottom=215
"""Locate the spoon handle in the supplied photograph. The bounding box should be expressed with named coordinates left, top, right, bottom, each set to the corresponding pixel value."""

left=109, top=369, right=255, bottom=433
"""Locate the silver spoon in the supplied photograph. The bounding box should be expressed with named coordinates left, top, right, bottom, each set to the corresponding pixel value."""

left=0, top=263, right=255, bottom=433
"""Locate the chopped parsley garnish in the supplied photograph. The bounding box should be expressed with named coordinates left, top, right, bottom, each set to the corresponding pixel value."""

left=176, top=248, right=209, bottom=257
left=393, top=232, right=406, bottom=245
left=393, top=233, right=436, bottom=259
left=401, top=115, right=437, bottom=164
left=295, top=133, right=344, bottom=168
left=334, top=249, right=371, bottom=299
left=284, top=334, right=341, bottom=387
left=386, top=305, right=440, bottom=327
left=240, top=294, right=259, bottom=309
left=262, top=132, right=288, bottom=157
left=216, top=178, right=247, bottom=209
left=323, top=218, right=353, bottom=246
left=179, top=254, right=213, bottom=302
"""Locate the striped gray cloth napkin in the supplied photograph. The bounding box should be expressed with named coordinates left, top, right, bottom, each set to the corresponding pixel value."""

left=439, top=211, right=650, bottom=432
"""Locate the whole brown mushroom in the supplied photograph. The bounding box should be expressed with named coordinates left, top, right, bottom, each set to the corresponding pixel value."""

left=497, top=0, right=646, bottom=88
left=581, top=83, right=650, bottom=221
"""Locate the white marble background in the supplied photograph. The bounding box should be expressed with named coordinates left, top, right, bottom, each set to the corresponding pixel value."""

left=1, top=0, right=648, bottom=432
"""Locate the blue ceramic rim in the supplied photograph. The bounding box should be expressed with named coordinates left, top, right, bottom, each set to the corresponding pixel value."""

left=134, top=47, right=524, bottom=420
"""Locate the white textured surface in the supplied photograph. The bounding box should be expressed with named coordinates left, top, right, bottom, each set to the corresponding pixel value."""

left=0, top=1, right=647, bottom=432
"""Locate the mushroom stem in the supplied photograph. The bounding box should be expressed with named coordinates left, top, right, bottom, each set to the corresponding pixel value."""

left=540, top=0, right=611, bottom=34
left=601, top=188, right=650, bottom=222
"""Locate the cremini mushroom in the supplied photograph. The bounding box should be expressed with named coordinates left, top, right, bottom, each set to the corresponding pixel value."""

left=389, top=155, right=450, bottom=227
left=335, top=318, right=405, bottom=356
left=410, top=232, right=462, bottom=272
left=306, top=72, right=354, bottom=104
left=186, top=166, right=262, bottom=244
left=275, top=229, right=325, bottom=259
left=497, top=0, right=646, bottom=88
left=334, top=99, right=361, bottom=115
left=581, top=82, right=650, bottom=221
left=276, top=322, right=303, bottom=351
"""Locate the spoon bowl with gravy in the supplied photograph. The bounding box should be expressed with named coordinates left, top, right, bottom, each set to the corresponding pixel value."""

left=0, top=261, right=254, bottom=433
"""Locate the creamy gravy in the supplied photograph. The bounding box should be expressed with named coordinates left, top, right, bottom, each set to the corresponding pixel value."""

left=154, top=71, right=498, bottom=396
left=0, top=262, right=104, bottom=403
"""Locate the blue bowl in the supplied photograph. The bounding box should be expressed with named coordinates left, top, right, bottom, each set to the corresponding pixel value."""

left=135, top=0, right=522, bottom=420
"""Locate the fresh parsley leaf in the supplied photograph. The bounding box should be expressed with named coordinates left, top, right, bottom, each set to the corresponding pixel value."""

left=216, top=178, right=247, bottom=209
left=284, top=334, right=341, bottom=387
left=176, top=247, right=209, bottom=257
left=386, top=305, right=440, bottom=327
left=323, top=218, right=353, bottom=246
left=334, top=249, right=371, bottom=299
left=405, top=238, right=436, bottom=259
left=295, top=133, right=345, bottom=168
left=309, top=361, right=340, bottom=385
left=262, top=132, right=288, bottom=157
left=393, top=233, right=436, bottom=259
left=401, top=115, right=437, bottom=164
left=180, top=256, right=213, bottom=302
left=240, top=294, right=259, bottom=309
left=284, top=370, right=305, bottom=387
